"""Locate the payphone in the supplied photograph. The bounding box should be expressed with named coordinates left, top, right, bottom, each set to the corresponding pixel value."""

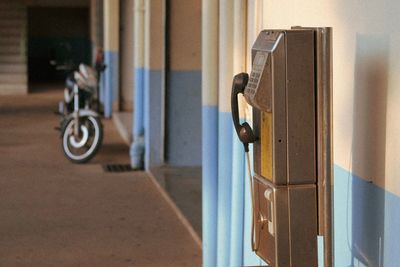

left=231, top=28, right=333, bottom=267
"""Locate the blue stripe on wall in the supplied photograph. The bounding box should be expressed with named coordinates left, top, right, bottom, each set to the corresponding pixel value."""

left=230, top=127, right=245, bottom=266
left=383, top=192, right=400, bottom=267
left=99, top=71, right=105, bottom=104
left=242, top=145, right=263, bottom=266
left=240, top=163, right=400, bottom=266
left=202, top=105, right=218, bottom=267
left=227, top=156, right=400, bottom=267
left=217, top=111, right=233, bottom=267
left=318, top=236, right=324, bottom=267
left=130, top=68, right=145, bottom=169
left=144, top=70, right=163, bottom=169
left=133, top=68, right=145, bottom=137
left=201, top=113, right=400, bottom=267
left=103, top=50, right=118, bottom=118
left=143, top=68, right=150, bottom=166
left=334, top=165, right=400, bottom=267
left=166, top=71, right=202, bottom=166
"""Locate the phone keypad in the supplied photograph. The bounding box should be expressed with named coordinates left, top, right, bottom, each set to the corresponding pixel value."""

left=246, top=71, right=261, bottom=96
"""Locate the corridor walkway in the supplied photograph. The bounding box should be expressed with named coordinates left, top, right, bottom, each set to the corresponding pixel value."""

left=0, top=87, right=201, bottom=266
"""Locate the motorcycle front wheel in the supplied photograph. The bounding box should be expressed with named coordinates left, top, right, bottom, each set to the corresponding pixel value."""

left=61, top=116, right=103, bottom=163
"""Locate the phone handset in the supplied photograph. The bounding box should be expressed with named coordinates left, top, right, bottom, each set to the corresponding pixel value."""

left=231, top=72, right=260, bottom=251
left=231, top=73, right=256, bottom=151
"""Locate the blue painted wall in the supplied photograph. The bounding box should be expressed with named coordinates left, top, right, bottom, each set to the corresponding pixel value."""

left=133, top=68, right=145, bottom=136
left=202, top=109, right=263, bottom=267
left=229, top=132, right=245, bottom=266
left=204, top=135, right=400, bottom=266
left=242, top=145, right=264, bottom=266
left=202, top=105, right=218, bottom=267
left=334, top=165, right=400, bottom=267
left=166, top=70, right=202, bottom=166
left=130, top=67, right=145, bottom=169
left=103, top=50, right=119, bottom=118
left=216, top=111, right=233, bottom=267
left=144, top=70, right=164, bottom=169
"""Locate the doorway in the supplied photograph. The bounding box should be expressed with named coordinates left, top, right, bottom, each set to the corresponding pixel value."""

left=27, top=7, right=90, bottom=88
left=152, top=0, right=202, bottom=237
left=164, top=0, right=202, bottom=167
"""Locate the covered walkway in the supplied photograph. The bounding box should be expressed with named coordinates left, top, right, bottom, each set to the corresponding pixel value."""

left=0, top=86, right=201, bottom=266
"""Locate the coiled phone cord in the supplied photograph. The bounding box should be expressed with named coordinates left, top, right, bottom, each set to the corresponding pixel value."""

left=246, top=151, right=260, bottom=252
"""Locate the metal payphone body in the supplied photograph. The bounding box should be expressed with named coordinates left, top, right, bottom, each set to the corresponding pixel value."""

left=231, top=28, right=333, bottom=267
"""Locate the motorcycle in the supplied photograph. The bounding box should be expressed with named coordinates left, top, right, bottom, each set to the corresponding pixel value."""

left=58, top=61, right=106, bottom=163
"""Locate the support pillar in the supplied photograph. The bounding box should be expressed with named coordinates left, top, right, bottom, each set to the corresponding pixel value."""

left=103, top=0, right=119, bottom=118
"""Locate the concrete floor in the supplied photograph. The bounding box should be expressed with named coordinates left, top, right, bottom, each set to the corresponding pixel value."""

left=111, top=109, right=202, bottom=244
left=0, top=86, right=201, bottom=266
left=150, top=167, right=201, bottom=238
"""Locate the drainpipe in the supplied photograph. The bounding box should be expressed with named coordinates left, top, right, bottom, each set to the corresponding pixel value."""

left=130, top=0, right=145, bottom=169
left=143, top=0, right=151, bottom=170
left=103, top=0, right=119, bottom=118
left=217, top=0, right=234, bottom=266
left=90, top=0, right=97, bottom=63
left=242, top=1, right=264, bottom=265
left=230, top=0, right=247, bottom=266
left=202, top=0, right=219, bottom=266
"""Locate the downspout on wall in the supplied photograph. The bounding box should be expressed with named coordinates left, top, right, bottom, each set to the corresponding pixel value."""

left=201, top=0, right=219, bottom=266
left=229, top=0, right=247, bottom=265
left=217, top=0, right=234, bottom=266
left=103, top=0, right=119, bottom=118
left=243, top=2, right=265, bottom=265
left=130, top=0, right=145, bottom=169
left=143, top=0, right=165, bottom=170
left=202, top=1, right=265, bottom=266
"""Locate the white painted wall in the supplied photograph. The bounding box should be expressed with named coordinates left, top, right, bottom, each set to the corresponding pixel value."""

left=260, top=0, right=400, bottom=196
left=119, top=0, right=134, bottom=110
